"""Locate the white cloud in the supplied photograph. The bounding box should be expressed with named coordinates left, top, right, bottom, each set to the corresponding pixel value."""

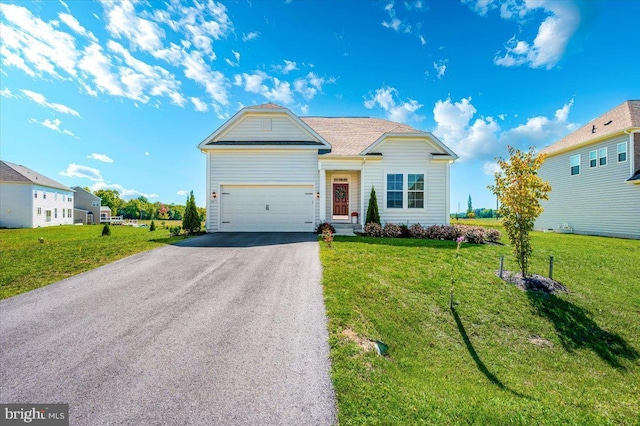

left=28, top=117, right=77, bottom=138
left=144, top=151, right=150, bottom=156
left=242, top=31, right=260, bottom=42
left=464, top=0, right=580, bottom=69
left=78, top=42, right=126, bottom=97
left=177, top=190, right=189, bottom=196
left=273, top=59, right=297, bottom=74
left=433, top=96, right=577, bottom=161
left=89, top=180, right=158, bottom=200
left=182, top=50, right=229, bottom=106
left=191, top=97, right=209, bottom=112
left=0, top=87, right=17, bottom=98
left=236, top=71, right=294, bottom=105
left=363, top=86, right=424, bottom=123
left=21, top=89, right=80, bottom=116
left=60, top=163, right=103, bottom=181
left=300, top=104, right=309, bottom=114
left=87, top=153, right=114, bottom=163
left=101, top=1, right=165, bottom=54
left=58, top=12, right=98, bottom=42
left=433, top=59, right=447, bottom=79
left=419, top=35, right=426, bottom=45
left=293, top=72, right=331, bottom=101
left=482, top=161, right=501, bottom=176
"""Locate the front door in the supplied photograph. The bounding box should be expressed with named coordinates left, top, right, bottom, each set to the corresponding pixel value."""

left=332, top=183, right=349, bottom=216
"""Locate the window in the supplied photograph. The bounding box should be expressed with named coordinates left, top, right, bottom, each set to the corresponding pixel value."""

left=63, top=209, right=65, bottom=218
left=570, top=154, right=580, bottom=176
left=92, top=201, right=100, bottom=207
left=37, top=208, right=42, bottom=215
left=408, top=174, right=424, bottom=208
left=45, top=210, right=52, bottom=221
left=68, top=209, right=72, bottom=217
left=386, top=174, right=403, bottom=208
left=618, top=142, right=627, bottom=162
left=55, top=193, right=58, bottom=201
left=598, top=148, right=607, bottom=166
left=589, top=150, right=597, bottom=168
left=43, top=192, right=46, bottom=199
left=68, top=197, right=72, bottom=202
left=34, top=191, right=38, bottom=199
left=54, top=208, right=58, bottom=218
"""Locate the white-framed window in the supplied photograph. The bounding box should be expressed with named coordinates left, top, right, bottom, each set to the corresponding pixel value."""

left=37, top=208, right=42, bottom=215
left=34, top=191, right=38, bottom=198
left=68, top=209, right=72, bottom=217
left=43, top=192, right=46, bottom=199
left=68, top=197, right=72, bottom=202
left=45, top=210, right=52, bottom=221
left=54, top=208, right=58, bottom=218
left=408, top=174, right=425, bottom=209
left=617, top=142, right=627, bottom=162
left=570, top=154, right=580, bottom=176
left=598, top=148, right=607, bottom=166
left=386, top=174, right=403, bottom=208
left=589, top=150, right=597, bottom=168
left=63, top=209, right=65, bottom=218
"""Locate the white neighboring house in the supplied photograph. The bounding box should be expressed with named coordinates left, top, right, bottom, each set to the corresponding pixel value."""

left=536, top=100, right=640, bottom=239
left=198, top=103, right=458, bottom=232
left=0, top=160, right=75, bottom=228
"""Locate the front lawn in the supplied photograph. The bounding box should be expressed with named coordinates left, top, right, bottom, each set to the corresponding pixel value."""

left=0, top=225, right=185, bottom=300
left=320, top=232, right=640, bottom=424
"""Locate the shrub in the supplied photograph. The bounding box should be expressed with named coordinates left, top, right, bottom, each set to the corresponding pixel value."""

left=382, top=223, right=402, bottom=238
left=315, top=222, right=336, bottom=235
left=101, top=223, right=111, bottom=236
left=363, top=222, right=382, bottom=237
left=408, top=223, right=427, bottom=239
left=467, top=211, right=476, bottom=219
left=150, top=220, right=156, bottom=231
left=425, top=225, right=460, bottom=241
left=365, top=187, right=381, bottom=225
left=455, top=225, right=485, bottom=244
left=322, top=228, right=334, bottom=248
left=486, top=228, right=502, bottom=243
left=169, top=225, right=182, bottom=236
left=399, top=224, right=412, bottom=238
left=182, top=190, right=200, bottom=234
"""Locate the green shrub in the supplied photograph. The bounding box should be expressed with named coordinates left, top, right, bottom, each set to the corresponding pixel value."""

left=101, top=223, right=111, bottom=236
left=315, top=222, right=336, bottom=235
left=182, top=191, right=200, bottom=234
left=365, top=187, right=381, bottom=225
left=150, top=220, right=156, bottom=231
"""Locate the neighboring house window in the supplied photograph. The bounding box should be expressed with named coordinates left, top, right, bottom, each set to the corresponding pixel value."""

left=598, top=148, right=607, bottom=166
left=37, top=208, right=42, bottom=215
left=386, top=174, right=403, bottom=208
left=55, top=193, right=58, bottom=201
left=54, top=208, right=58, bottom=218
left=34, top=191, right=37, bottom=198
left=589, top=150, right=597, bottom=168
left=43, top=192, right=46, bottom=199
left=68, top=209, right=72, bottom=217
left=45, top=210, right=51, bottom=220
left=617, top=142, right=627, bottom=162
left=408, top=174, right=425, bottom=208
left=570, top=154, right=580, bottom=175
left=63, top=209, right=65, bottom=218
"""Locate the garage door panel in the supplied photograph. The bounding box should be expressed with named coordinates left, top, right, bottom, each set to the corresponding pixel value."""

left=220, top=185, right=314, bottom=232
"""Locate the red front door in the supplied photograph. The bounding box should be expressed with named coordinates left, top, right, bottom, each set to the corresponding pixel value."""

left=333, top=183, right=349, bottom=216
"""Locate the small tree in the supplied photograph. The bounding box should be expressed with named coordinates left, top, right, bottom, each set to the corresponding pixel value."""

left=182, top=190, right=200, bottom=234
left=488, top=146, right=551, bottom=277
left=365, top=187, right=381, bottom=225
left=149, top=220, right=156, bottom=231
left=101, top=223, right=111, bottom=236
left=467, top=194, right=473, bottom=216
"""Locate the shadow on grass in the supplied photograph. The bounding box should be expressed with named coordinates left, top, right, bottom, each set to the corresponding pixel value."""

left=527, top=291, right=639, bottom=369
left=452, top=308, right=532, bottom=399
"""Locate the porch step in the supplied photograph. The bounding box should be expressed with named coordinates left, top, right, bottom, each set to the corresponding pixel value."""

left=332, top=223, right=359, bottom=236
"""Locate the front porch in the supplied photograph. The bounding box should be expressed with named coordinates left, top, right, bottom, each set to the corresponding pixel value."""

left=319, top=168, right=364, bottom=226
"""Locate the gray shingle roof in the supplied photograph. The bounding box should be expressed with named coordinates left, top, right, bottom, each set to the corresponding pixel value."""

left=0, top=160, right=72, bottom=191
left=540, top=100, right=640, bottom=156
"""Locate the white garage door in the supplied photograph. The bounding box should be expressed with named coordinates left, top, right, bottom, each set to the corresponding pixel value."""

left=220, top=185, right=315, bottom=232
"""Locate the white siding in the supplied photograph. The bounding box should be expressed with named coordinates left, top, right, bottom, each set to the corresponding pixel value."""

left=536, top=134, right=640, bottom=239
left=361, top=139, right=450, bottom=226
left=218, top=115, right=315, bottom=142
left=0, top=183, right=33, bottom=228
left=206, top=150, right=320, bottom=232
left=0, top=183, right=73, bottom=228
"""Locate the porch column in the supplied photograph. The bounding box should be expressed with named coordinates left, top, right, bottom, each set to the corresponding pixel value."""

left=319, top=168, right=326, bottom=222
left=360, top=162, right=366, bottom=224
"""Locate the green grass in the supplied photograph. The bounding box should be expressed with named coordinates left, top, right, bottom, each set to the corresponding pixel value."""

left=320, top=231, right=640, bottom=425
left=0, top=225, right=186, bottom=300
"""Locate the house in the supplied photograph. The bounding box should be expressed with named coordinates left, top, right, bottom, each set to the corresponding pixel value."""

left=198, top=103, right=458, bottom=232
left=72, top=186, right=101, bottom=224
left=100, top=206, right=112, bottom=222
left=0, top=160, right=74, bottom=228
left=536, top=100, right=640, bottom=239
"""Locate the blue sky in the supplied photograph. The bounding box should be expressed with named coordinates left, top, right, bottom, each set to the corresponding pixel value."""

left=1, top=0, right=638, bottom=210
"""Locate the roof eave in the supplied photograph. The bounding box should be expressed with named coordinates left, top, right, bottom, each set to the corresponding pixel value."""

left=541, top=127, right=639, bottom=158
left=360, top=132, right=459, bottom=160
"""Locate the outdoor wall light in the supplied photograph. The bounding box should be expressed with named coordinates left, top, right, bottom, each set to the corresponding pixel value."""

left=211, top=191, right=218, bottom=199
left=315, top=192, right=320, bottom=199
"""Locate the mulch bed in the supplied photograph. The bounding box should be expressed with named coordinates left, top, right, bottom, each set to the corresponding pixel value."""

left=497, top=270, right=568, bottom=294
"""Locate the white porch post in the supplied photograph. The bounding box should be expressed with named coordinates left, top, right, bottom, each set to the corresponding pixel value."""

left=319, top=168, right=326, bottom=222
left=360, top=159, right=366, bottom=224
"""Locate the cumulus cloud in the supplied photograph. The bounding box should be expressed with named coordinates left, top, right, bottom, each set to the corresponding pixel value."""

left=363, top=86, right=424, bottom=123
left=21, top=89, right=80, bottom=116
left=235, top=71, right=294, bottom=105
left=433, top=59, right=447, bottom=79
left=87, top=153, right=113, bottom=163
left=433, top=96, right=577, bottom=161
left=191, top=97, right=209, bottom=112
left=242, top=31, right=260, bottom=42
left=464, top=0, right=580, bottom=69
left=28, top=117, right=77, bottom=138
left=89, top=180, right=158, bottom=200
left=273, top=60, right=297, bottom=74
left=60, top=163, right=103, bottom=181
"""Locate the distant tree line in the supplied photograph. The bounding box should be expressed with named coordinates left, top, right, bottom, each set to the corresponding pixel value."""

left=450, top=208, right=498, bottom=219
left=91, top=188, right=205, bottom=221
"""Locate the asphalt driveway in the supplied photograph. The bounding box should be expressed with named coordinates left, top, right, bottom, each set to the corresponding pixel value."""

left=0, top=233, right=336, bottom=425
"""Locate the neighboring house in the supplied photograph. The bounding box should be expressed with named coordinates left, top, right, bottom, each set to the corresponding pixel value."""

left=0, top=160, right=74, bottom=228
left=100, top=206, right=112, bottom=222
left=536, top=100, right=640, bottom=239
left=198, top=103, right=458, bottom=232
left=72, top=186, right=101, bottom=225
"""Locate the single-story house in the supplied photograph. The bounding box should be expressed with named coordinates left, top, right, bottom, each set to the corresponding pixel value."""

left=72, top=186, right=101, bottom=225
left=198, top=103, right=458, bottom=232
left=535, top=100, right=640, bottom=239
left=0, top=160, right=74, bottom=228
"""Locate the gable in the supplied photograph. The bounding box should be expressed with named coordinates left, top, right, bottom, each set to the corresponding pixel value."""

left=363, top=134, right=457, bottom=161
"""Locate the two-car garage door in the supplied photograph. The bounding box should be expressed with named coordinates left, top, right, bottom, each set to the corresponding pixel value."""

left=220, top=185, right=315, bottom=232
